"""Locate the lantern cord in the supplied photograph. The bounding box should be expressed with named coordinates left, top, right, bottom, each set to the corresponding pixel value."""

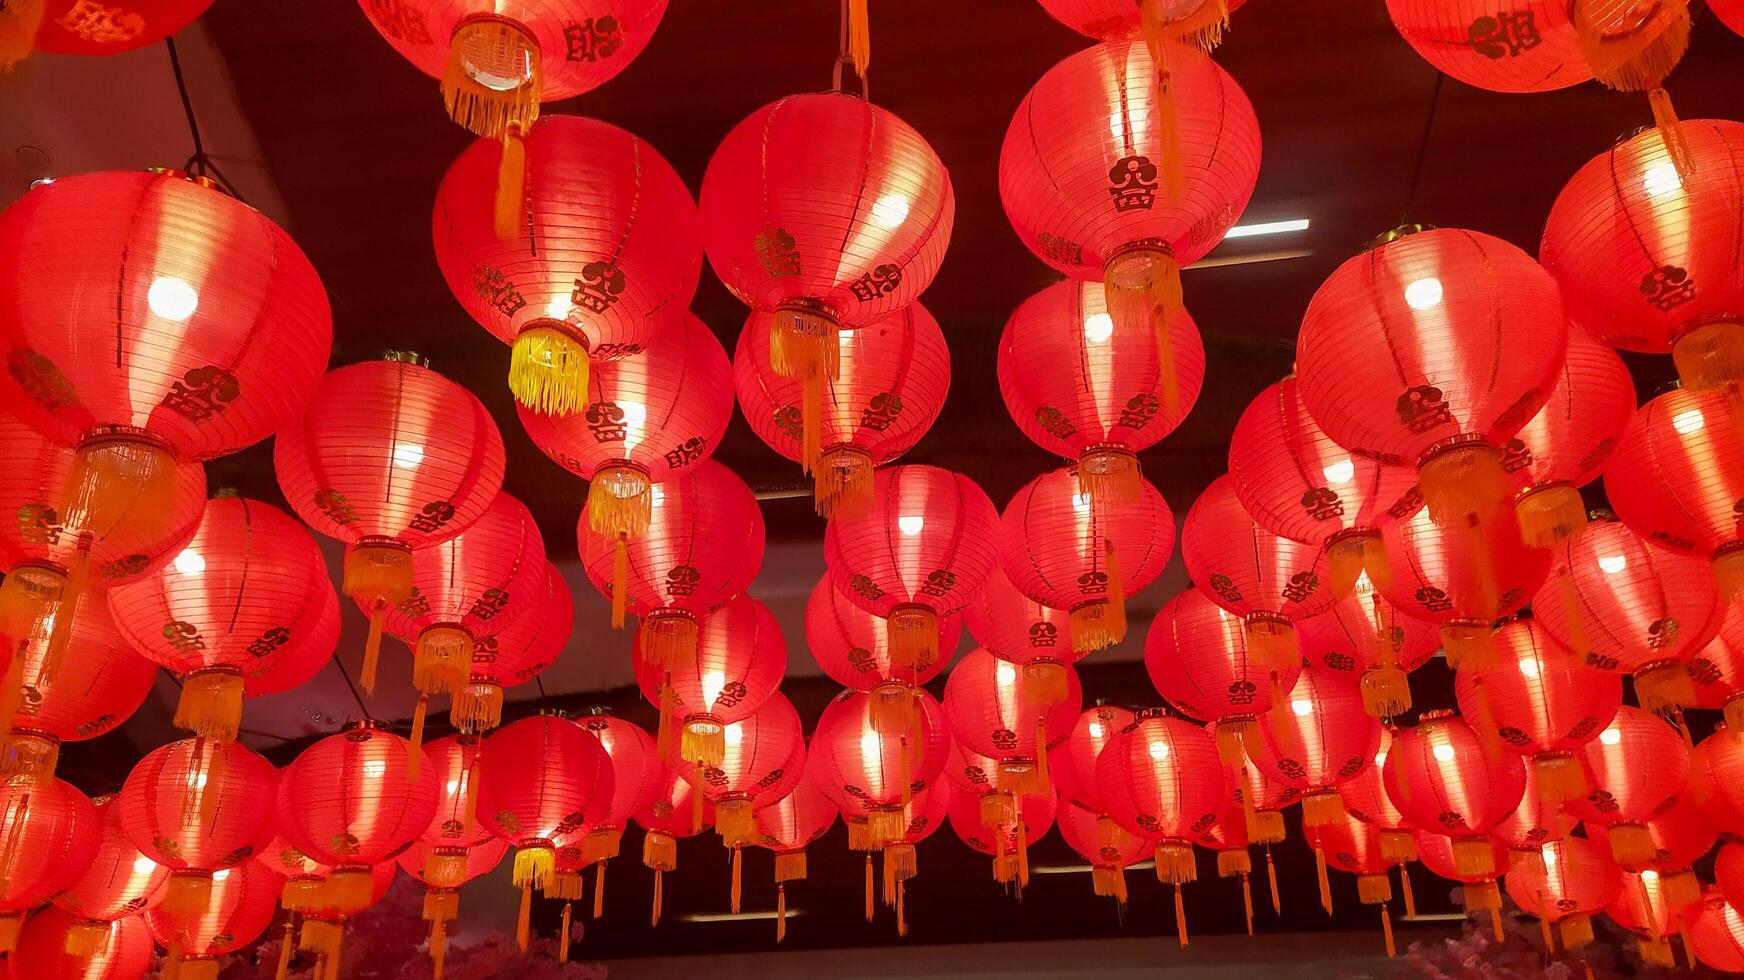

left=831, top=0, right=869, bottom=98
left=1397, top=71, right=1444, bottom=227
left=535, top=677, right=550, bottom=703
left=330, top=658, right=374, bottom=725
left=163, top=39, right=243, bottom=199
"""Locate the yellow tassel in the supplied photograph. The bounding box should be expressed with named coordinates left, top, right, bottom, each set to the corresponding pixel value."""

left=174, top=669, right=245, bottom=743
left=1357, top=872, right=1393, bottom=906
left=1217, top=848, right=1252, bottom=878
left=429, top=917, right=447, bottom=979
left=274, top=922, right=295, bottom=980
left=414, top=626, right=472, bottom=695
left=769, top=303, right=840, bottom=380
left=1300, top=790, right=1345, bottom=829
left=777, top=883, right=787, bottom=943
left=587, top=465, right=652, bottom=541
left=62, top=919, right=107, bottom=958
left=424, top=849, right=470, bottom=890
left=494, top=126, right=525, bottom=240
left=1554, top=562, right=1593, bottom=664
left=162, top=870, right=214, bottom=916
left=509, top=325, right=589, bottom=418
left=1672, top=321, right=1744, bottom=392
left=1024, top=659, right=1069, bottom=703
left=1400, top=864, right=1416, bottom=919
left=896, top=879, right=908, bottom=938
left=730, top=846, right=743, bottom=914
left=847, top=0, right=869, bottom=74
left=642, top=831, right=676, bottom=872
left=1452, top=837, right=1498, bottom=877
left=681, top=721, right=726, bottom=768
left=1381, top=906, right=1396, bottom=958
left=864, top=854, right=874, bottom=922
left=868, top=682, right=917, bottom=737
left=0, top=730, right=59, bottom=784
left=407, top=694, right=428, bottom=784
left=1241, top=872, right=1254, bottom=935
left=452, top=681, right=504, bottom=733
left=1104, top=245, right=1182, bottom=418
left=0, top=0, right=44, bottom=72
left=641, top=610, right=697, bottom=669
left=516, top=878, right=532, bottom=951
left=984, top=793, right=1018, bottom=830
left=362, top=606, right=385, bottom=696
left=1638, top=936, right=1676, bottom=968
left=593, top=860, right=606, bottom=919
left=1246, top=807, right=1285, bottom=845
left=1607, top=823, right=1655, bottom=865
left=327, top=866, right=374, bottom=913
left=1717, top=548, right=1744, bottom=604
left=514, top=845, right=556, bottom=890
left=1440, top=621, right=1496, bottom=673
left=1361, top=666, right=1411, bottom=719
left=1173, top=883, right=1190, bottom=948
left=1245, top=615, right=1299, bottom=673
left=442, top=16, right=542, bottom=140
left=1634, top=662, right=1697, bottom=716
left=559, top=901, right=571, bottom=962
left=343, top=539, right=414, bottom=694
left=283, top=876, right=327, bottom=911
left=1380, top=830, right=1417, bottom=865
left=0, top=560, right=58, bottom=657
left=610, top=537, right=628, bottom=630
left=581, top=827, right=622, bottom=866
left=655, top=678, right=675, bottom=760
left=868, top=807, right=905, bottom=847
left=651, top=868, right=664, bottom=928
left=801, top=368, right=822, bottom=475
left=885, top=605, right=938, bottom=672
left=1663, top=868, right=1700, bottom=909
left=296, top=919, right=344, bottom=977
left=1561, top=914, right=1595, bottom=950
left=1078, top=447, right=1142, bottom=507
left=544, top=871, right=584, bottom=901
left=1327, top=531, right=1393, bottom=597
left=180, top=958, right=221, bottom=980
left=691, top=763, right=705, bottom=834
left=1540, top=913, right=1557, bottom=953
left=1266, top=849, right=1281, bottom=915
left=716, top=798, right=756, bottom=848
left=38, top=549, right=88, bottom=685
left=1315, top=846, right=1333, bottom=916
left=423, top=887, right=461, bottom=922
left=775, top=850, right=807, bottom=884
left=1154, top=840, right=1197, bottom=885
left=814, top=445, right=874, bottom=521
left=1214, top=717, right=1255, bottom=768
left=1515, top=484, right=1589, bottom=549
left=1417, top=442, right=1507, bottom=527
left=1510, top=847, right=1548, bottom=877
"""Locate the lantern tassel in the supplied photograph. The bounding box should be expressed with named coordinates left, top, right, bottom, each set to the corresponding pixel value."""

left=1672, top=322, right=1744, bottom=393
left=1327, top=531, right=1393, bottom=597
left=343, top=540, right=414, bottom=694
left=516, top=877, right=532, bottom=950
left=558, top=901, right=571, bottom=963
left=195, top=743, right=225, bottom=829
left=691, top=764, right=705, bottom=834
left=1139, top=4, right=1184, bottom=200
left=846, top=0, right=869, bottom=75
left=1245, top=616, right=1299, bottom=674
left=1561, top=914, right=1595, bottom=951
left=1078, top=447, right=1142, bottom=506
left=163, top=871, right=214, bottom=917
left=1246, top=807, right=1284, bottom=846
left=494, top=126, right=525, bottom=241
left=864, top=853, right=875, bottom=922
left=175, top=670, right=245, bottom=744
left=1381, top=906, right=1396, bottom=958
left=62, top=920, right=106, bottom=958
left=801, top=368, right=822, bottom=475
left=731, top=846, right=743, bottom=915
left=38, top=548, right=88, bottom=685
left=885, top=606, right=937, bottom=673
left=1035, top=719, right=1051, bottom=797
left=362, top=606, right=385, bottom=695
left=0, top=0, right=43, bottom=71
left=1173, top=884, right=1190, bottom=948
left=1634, top=662, right=1697, bottom=716
left=1066, top=537, right=1125, bottom=653
left=462, top=754, right=481, bottom=829
left=1266, top=849, right=1281, bottom=915
left=443, top=17, right=542, bottom=139
left=429, top=918, right=447, bottom=979
left=1315, top=846, right=1333, bottom=916
left=1381, top=830, right=1418, bottom=866
left=0, top=727, right=56, bottom=788
left=769, top=305, right=840, bottom=381
left=642, top=611, right=697, bottom=669
left=1554, top=564, right=1593, bottom=669
left=814, top=445, right=874, bottom=521
left=587, top=467, right=653, bottom=540
left=413, top=627, right=471, bottom=695
left=1400, top=864, right=1417, bottom=919
left=1300, top=790, right=1345, bottom=829
left=593, top=860, right=606, bottom=919
left=1241, top=872, right=1254, bottom=935
left=1606, top=823, right=1655, bottom=865
left=1418, top=443, right=1507, bottom=528
left=682, top=724, right=726, bottom=768
left=777, top=883, right=787, bottom=943
left=1361, top=666, right=1411, bottom=720
left=655, top=678, right=675, bottom=760
left=407, top=694, right=428, bottom=784
left=1540, top=913, right=1556, bottom=953
left=274, top=921, right=295, bottom=980
left=896, top=879, right=907, bottom=938
left=651, top=868, right=663, bottom=928
left=1452, top=837, right=1498, bottom=877
left=1515, top=484, right=1588, bottom=549
left=453, top=681, right=504, bottom=733
left=610, top=537, right=628, bottom=630
left=1214, top=717, right=1255, bottom=768
left=513, top=845, right=555, bottom=890
left=869, top=683, right=917, bottom=737
left=1440, top=621, right=1496, bottom=673
left=1103, top=245, right=1182, bottom=420
left=510, top=323, right=590, bottom=421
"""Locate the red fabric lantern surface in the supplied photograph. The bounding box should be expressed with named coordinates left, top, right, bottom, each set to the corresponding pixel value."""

left=1699, top=727, right=1744, bottom=841
left=579, top=458, right=764, bottom=666
left=1531, top=514, right=1721, bottom=714
left=633, top=593, right=785, bottom=767
left=1182, top=473, right=1337, bottom=670
left=1417, top=831, right=1512, bottom=926
left=398, top=837, right=507, bottom=887
left=1688, top=886, right=1744, bottom=973
left=1000, top=465, right=1174, bottom=655
left=1504, top=836, right=1622, bottom=952
left=1295, top=227, right=1566, bottom=535
left=415, top=735, right=492, bottom=852
left=1307, top=813, right=1401, bottom=934
left=571, top=714, right=662, bottom=866
left=941, top=738, right=1002, bottom=799
left=1377, top=501, right=1552, bottom=669
left=1714, top=0, right=1744, bottom=35
left=254, top=832, right=334, bottom=913
left=997, top=279, right=1204, bottom=503
left=52, top=795, right=167, bottom=950
left=700, top=93, right=954, bottom=380
left=805, top=573, right=961, bottom=693
left=25, top=0, right=212, bottom=57
left=824, top=465, right=1000, bottom=671
left=1383, top=710, right=1526, bottom=878
left=633, top=765, right=711, bottom=928
left=107, top=496, right=334, bottom=745
left=1501, top=329, right=1636, bottom=546
left=1453, top=616, right=1622, bottom=803
left=1340, top=727, right=1421, bottom=866
left=1295, top=576, right=1439, bottom=718
left=680, top=694, right=804, bottom=849
left=962, top=564, right=1074, bottom=680
left=757, top=771, right=836, bottom=855
left=276, top=724, right=439, bottom=912
left=238, top=579, right=341, bottom=703
left=145, top=859, right=279, bottom=969
left=477, top=715, right=613, bottom=892
left=946, top=783, right=1054, bottom=865
left=1631, top=792, right=1719, bottom=877
left=435, top=113, right=699, bottom=414
left=736, top=303, right=951, bottom=518
left=10, top=905, right=152, bottom=980
left=1491, top=759, right=1571, bottom=865
left=116, top=738, right=275, bottom=915
left=1719, top=843, right=1744, bottom=916
left=1383, top=1, right=1594, bottom=93
left=1056, top=796, right=1151, bottom=904
left=1145, top=588, right=1302, bottom=767
left=1606, top=386, right=1744, bottom=601
left=1095, top=710, right=1225, bottom=885
left=0, top=776, right=98, bottom=949
left=1252, top=664, right=1381, bottom=829
left=1050, top=704, right=1136, bottom=816
left=1035, top=0, right=1245, bottom=40
left=943, top=647, right=1082, bottom=793
left=1565, top=706, right=1690, bottom=866
left=1687, top=602, right=1744, bottom=725
left=1542, top=120, right=1744, bottom=385
left=1606, top=868, right=1700, bottom=965
left=460, top=560, right=573, bottom=733
left=810, top=688, right=950, bottom=845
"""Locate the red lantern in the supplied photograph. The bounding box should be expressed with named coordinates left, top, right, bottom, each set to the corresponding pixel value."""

left=736, top=303, right=951, bottom=517
left=633, top=593, right=785, bottom=767
left=1606, top=386, right=1744, bottom=601
left=1566, top=706, right=1689, bottom=866
left=755, top=773, right=837, bottom=943
left=400, top=834, right=507, bottom=965
left=700, top=93, right=954, bottom=392
left=571, top=714, right=662, bottom=871
left=108, top=495, right=334, bottom=745
left=810, top=688, right=950, bottom=846
left=476, top=715, right=612, bottom=906
left=634, top=764, right=711, bottom=927
left=275, top=354, right=505, bottom=680
left=941, top=738, right=1002, bottom=799
left=1001, top=465, right=1174, bottom=655
left=1145, top=588, right=1301, bottom=767
left=1503, top=836, right=1622, bottom=953
left=1035, top=0, right=1243, bottom=41
left=1340, top=728, right=1421, bottom=867
left=1055, top=796, right=1150, bottom=905
left=1532, top=514, right=1720, bottom=714
left=415, top=734, right=492, bottom=852
left=962, top=565, right=1073, bottom=674
left=844, top=782, right=950, bottom=938
left=10, top=904, right=151, bottom=980
left=24, top=0, right=212, bottom=58
left=1454, top=617, right=1622, bottom=804
left=1417, top=831, right=1512, bottom=935
left=145, top=859, right=278, bottom=975
left=1050, top=704, right=1136, bottom=817
left=1253, top=664, right=1381, bottom=829
left=52, top=795, right=166, bottom=957
left=1182, top=473, right=1337, bottom=669
left=1633, top=793, right=1718, bottom=881
left=680, top=694, right=803, bottom=848
left=1607, top=867, right=1700, bottom=968
left=400, top=837, right=507, bottom=889
left=1308, top=813, right=1404, bottom=953
left=1213, top=723, right=1301, bottom=853
left=254, top=832, right=335, bottom=913
left=1383, top=710, right=1526, bottom=878
left=824, top=464, right=1000, bottom=671
left=579, top=458, right=764, bottom=664
left=1296, top=227, right=1566, bottom=533
left=998, top=279, right=1204, bottom=503
left=0, top=776, right=97, bottom=951
left=1383, top=1, right=1594, bottom=93
left=947, top=784, right=1055, bottom=885
left=1377, top=502, right=1552, bottom=669
left=116, top=739, right=275, bottom=916
left=1296, top=576, right=1439, bottom=718
left=1688, top=886, right=1744, bottom=973
left=944, top=647, right=1082, bottom=794
left=459, top=560, right=573, bottom=734
left=1688, top=602, right=1744, bottom=728
left=1699, top=726, right=1744, bottom=839
left=805, top=573, right=960, bottom=695
left=1542, top=120, right=1744, bottom=388
left=276, top=724, right=439, bottom=913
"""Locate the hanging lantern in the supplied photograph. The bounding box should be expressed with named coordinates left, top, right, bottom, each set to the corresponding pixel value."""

left=1698, top=724, right=1744, bottom=838
left=1531, top=514, right=1720, bottom=715
left=1145, top=588, right=1302, bottom=767
left=238, top=578, right=342, bottom=704
left=579, top=458, right=764, bottom=663
left=700, top=91, right=954, bottom=398
left=0, top=776, right=98, bottom=952
left=276, top=723, right=439, bottom=915
left=255, top=832, right=333, bottom=913
left=1309, top=813, right=1405, bottom=956
left=962, top=565, right=1074, bottom=680
left=398, top=836, right=508, bottom=977
left=943, top=647, right=1083, bottom=796
left=1453, top=616, right=1622, bottom=805
left=1503, top=836, right=1622, bottom=954
left=1187, top=795, right=1263, bottom=936
left=144, top=859, right=278, bottom=980
left=1252, top=664, right=1381, bottom=830
left=1377, top=502, right=1551, bottom=669
left=810, top=688, right=950, bottom=846
left=275, top=353, right=505, bottom=687
left=572, top=714, right=663, bottom=880
left=1056, top=795, right=1151, bottom=906
left=1000, top=39, right=1259, bottom=394
left=632, top=593, right=785, bottom=768
left=115, top=738, right=275, bottom=917
left=1607, top=867, right=1700, bottom=969
left=1417, top=831, right=1512, bottom=938
left=1182, top=474, right=1337, bottom=669
left=1035, top=0, right=1243, bottom=43
left=459, top=560, right=573, bottom=734
left=1490, top=764, right=1574, bottom=869
left=1565, top=706, right=1689, bottom=866
left=947, top=783, right=1055, bottom=888
left=15, top=0, right=213, bottom=62
left=677, top=694, right=803, bottom=853
left=998, top=279, right=1204, bottom=505
left=1340, top=728, right=1422, bottom=869
left=1296, top=575, right=1438, bottom=718
left=942, top=739, right=1003, bottom=801
left=10, top=904, right=152, bottom=980
left=1688, top=602, right=1744, bottom=726
left=1629, top=793, right=1718, bottom=891
left=1213, top=718, right=1301, bottom=854
left=755, top=773, right=837, bottom=944
left=1296, top=226, right=1566, bottom=533
left=1050, top=704, right=1137, bottom=818
left=1000, top=465, right=1174, bottom=654
left=805, top=573, right=961, bottom=704
left=1543, top=120, right=1744, bottom=391
left=633, top=764, right=712, bottom=928
left=108, top=495, right=334, bottom=746
left=1688, top=886, right=1744, bottom=972
left=1383, top=1, right=1594, bottom=92
left=51, top=795, right=167, bottom=960
left=415, top=735, right=494, bottom=854
left=824, top=464, right=1001, bottom=672
left=1383, top=710, right=1526, bottom=880
left=843, top=783, right=950, bottom=939
left=737, top=303, right=951, bottom=517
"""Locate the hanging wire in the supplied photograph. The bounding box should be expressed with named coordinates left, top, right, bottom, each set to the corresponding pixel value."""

left=1398, top=72, right=1446, bottom=227
left=164, top=37, right=245, bottom=199
left=331, top=656, right=374, bottom=725
left=536, top=676, right=550, bottom=702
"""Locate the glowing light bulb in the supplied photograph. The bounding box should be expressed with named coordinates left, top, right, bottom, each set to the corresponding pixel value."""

left=133, top=856, right=157, bottom=875
left=1148, top=741, right=1171, bottom=762
left=445, top=779, right=461, bottom=795
left=1088, top=722, right=1105, bottom=739
left=619, top=399, right=648, bottom=451
left=173, top=548, right=206, bottom=576
left=1432, top=743, right=1456, bottom=763
left=1673, top=408, right=1705, bottom=434
left=1641, top=869, right=1660, bottom=883
left=860, top=730, right=882, bottom=760
left=1598, top=553, right=1628, bottom=575
left=1517, top=656, right=1541, bottom=678
left=1082, top=312, right=1114, bottom=343
left=996, top=663, right=1018, bottom=687
left=1541, top=844, right=1558, bottom=868
left=1322, top=459, right=1355, bottom=486
left=1643, top=161, right=1683, bottom=199
left=363, top=758, right=388, bottom=778
left=392, top=442, right=425, bottom=469
left=1600, top=726, right=1621, bottom=746
left=871, top=194, right=910, bottom=229
left=1071, top=490, right=1091, bottom=514
left=545, top=296, right=572, bottom=321
left=1291, top=698, right=1313, bottom=717
left=1374, top=751, right=1388, bottom=767
left=213, top=868, right=230, bottom=882
left=148, top=276, right=199, bottom=321
left=724, top=723, right=744, bottom=747
left=1404, top=277, right=1443, bottom=311
left=898, top=515, right=925, bottom=536
left=702, top=669, right=727, bottom=707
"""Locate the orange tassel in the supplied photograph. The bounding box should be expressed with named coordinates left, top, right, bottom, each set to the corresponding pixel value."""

left=1400, top=864, right=1416, bottom=919
left=1174, top=883, right=1190, bottom=948
left=1266, top=849, right=1281, bottom=915
left=651, top=868, right=663, bottom=928
left=777, top=883, right=787, bottom=943
left=864, top=854, right=875, bottom=922
left=730, top=846, right=743, bottom=915
left=593, top=861, right=605, bottom=920
left=407, top=695, right=428, bottom=783
left=1381, top=906, right=1396, bottom=958
left=1315, top=846, right=1333, bottom=916
left=516, top=878, right=531, bottom=951
left=1241, top=873, right=1254, bottom=936
left=558, top=902, right=571, bottom=963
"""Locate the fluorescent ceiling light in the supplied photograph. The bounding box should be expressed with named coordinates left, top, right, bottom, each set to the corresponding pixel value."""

left=1224, top=218, right=1310, bottom=239
left=680, top=910, right=798, bottom=923
left=1188, top=248, right=1313, bottom=270
left=1031, top=860, right=1156, bottom=875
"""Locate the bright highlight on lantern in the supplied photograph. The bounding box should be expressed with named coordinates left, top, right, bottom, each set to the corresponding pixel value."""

left=363, top=758, right=388, bottom=778
left=1088, top=722, right=1105, bottom=739
left=1321, top=459, right=1354, bottom=486
left=445, top=779, right=460, bottom=795
left=1599, top=726, right=1622, bottom=746
left=392, top=442, right=425, bottom=469
left=702, top=669, right=727, bottom=707
left=724, top=723, right=744, bottom=747
left=1431, top=743, right=1456, bottom=763
left=1374, top=751, right=1388, bottom=767
left=1148, top=740, right=1171, bottom=761
left=860, top=730, right=882, bottom=761
left=1082, top=313, right=1114, bottom=343
left=213, top=868, right=231, bottom=882
left=133, top=856, right=157, bottom=875
left=871, top=194, right=911, bottom=229
left=996, top=662, right=1018, bottom=687
left=1291, top=698, right=1313, bottom=717
left=1517, top=655, right=1541, bottom=678
left=147, top=275, right=199, bottom=321
left=1404, top=277, right=1444, bottom=311
left=1598, top=553, right=1628, bottom=574
left=1643, top=161, right=1684, bottom=199
left=898, top=515, right=925, bottom=536
left=173, top=548, right=206, bottom=576
left=1224, top=218, right=1311, bottom=239
left=1673, top=409, right=1706, bottom=435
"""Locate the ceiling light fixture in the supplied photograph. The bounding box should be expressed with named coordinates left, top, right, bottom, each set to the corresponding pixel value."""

left=1223, top=217, right=1310, bottom=239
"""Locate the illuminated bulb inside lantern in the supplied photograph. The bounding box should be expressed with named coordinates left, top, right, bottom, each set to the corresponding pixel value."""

left=1517, top=655, right=1541, bottom=678
left=213, top=868, right=231, bottom=882
left=148, top=275, right=199, bottom=321
left=1403, top=277, right=1443, bottom=311
left=445, top=779, right=461, bottom=795
left=1641, top=869, right=1659, bottom=884
left=173, top=548, right=206, bottom=576
left=392, top=442, right=425, bottom=469
left=1071, top=490, right=1091, bottom=514
left=1322, top=459, right=1355, bottom=486
left=545, top=296, right=572, bottom=321
left=1148, top=741, right=1171, bottom=762
left=619, top=400, right=647, bottom=452
left=871, top=194, right=911, bottom=229
left=702, top=669, right=727, bottom=707
left=363, top=758, right=388, bottom=778
left=1597, top=554, right=1628, bottom=575
left=724, top=723, right=744, bottom=747
left=1541, top=844, right=1558, bottom=869
left=996, top=662, right=1018, bottom=687
left=1599, top=726, right=1621, bottom=746
left=1088, top=722, right=1105, bottom=739
left=1374, top=751, right=1388, bottom=767
left=189, top=770, right=209, bottom=790
left=133, top=857, right=157, bottom=875
left=1431, top=743, right=1456, bottom=763
left=1642, top=161, right=1683, bottom=199
left=898, top=515, right=925, bottom=536
left=860, top=730, right=882, bottom=761
left=1083, top=313, right=1114, bottom=343
left=1291, top=698, right=1313, bottom=717
left=1673, top=408, right=1706, bottom=435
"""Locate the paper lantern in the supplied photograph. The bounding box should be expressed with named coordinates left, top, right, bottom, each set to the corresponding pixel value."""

left=108, top=495, right=333, bottom=745
left=1214, top=723, right=1302, bottom=855
left=756, top=772, right=836, bottom=943
left=1186, top=793, right=1265, bottom=926
left=947, top=784, right=1054, bottom=884
left=1295, top=576, right=1439, bottom=718
left=1340, top=728, right=1421, bottom=867
left=0, top=776, right=98, bottom=951
left=941, top=738, right=1003, bottom=799
left=1377, top=502, right=1551, bottom=669
left=680, top=694, right=802, bottom=848
left=944, top=647, right=1082, bottom=794
left=998, top=279, right=1204, bottom=505
left=700, top=92, right=954, bottom=394
left=24, top=0, right=213, bottom=59
left=1606, top=386, right=1744, bottom=601
left=1182, top=474, right=1336, bottom=669
left=414, top=735, right=493, bottom=852
left=1542, top=120, right=1744, bottom=387
left=145, top=858, right=278, bottom=975
left=736, top=303, right=950, bottom=517
left=1035, top=0, right=1241, bottom=42
left=1383, top=0, right=1595, bottom=92
left=1308, top=813, right=1403, bottom=953
left=52, top=795, right=166, bottom=957
left=1503, top=836, right=1622, bottom=953
left=570, top=713, right=662, bottom=872
left=1146, top=588, right=1301, bottom=766
left=633, top=764, right=712, bottom=927
left=845, top=783, right=950, bottom=938
left=1417, top=831, right=1512, bottom=935
left=460, top=560, right=574, bottom=733
left=1687, top=603, right=1744, bottom=727
left=254, top=832, right=334, bottom=913
left=1633, top=793, right=1718, bottom=879
left=824, top=464, right=1000, bottom=671
left=1050, top=704, right=1136, bottom=817
left=579, top=458, right=764, bottom=665
left=10, top=905, right=152, bottom=980
left=1566, top=706, right=1689, bottom=866
left=810, top=688, right=950, bottom=846
left=805, top=573, right=961, bottom=694
left=477, top=715, right=613, bottom=899
left=633, top=593, right=785, bottom=767
left=1296, top=227, right=1566, bottom=532
left=1383, top=710, right=1526, bottom=878
left=1001, top=465, right=1174, bottom=655
left=1252, top=664, right=1381, bottom=829
left=400, top=834, right=506, bottom=966
left=1607, top=867, right=1699, bottom=967
left=1454, top=616, right=1622, bottom=804
left=962, top=565, right=1075, bottom=677
left=1699, top=726, right=1744, bottom=840
left=1688, top=886, right=1744, bottom=973
left=1055, top=796, right=1151, bottom=905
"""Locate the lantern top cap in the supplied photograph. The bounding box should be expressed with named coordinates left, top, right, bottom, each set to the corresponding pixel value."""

left=381, top=350, right=430, bottom=368
left=145, top=168, right=224, bottom=193
left=1417, top=708, right=1455, bottom=722
left=211, top=487, right=241, bottom=499
left=1364, top=223, right=1437, bottom=251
